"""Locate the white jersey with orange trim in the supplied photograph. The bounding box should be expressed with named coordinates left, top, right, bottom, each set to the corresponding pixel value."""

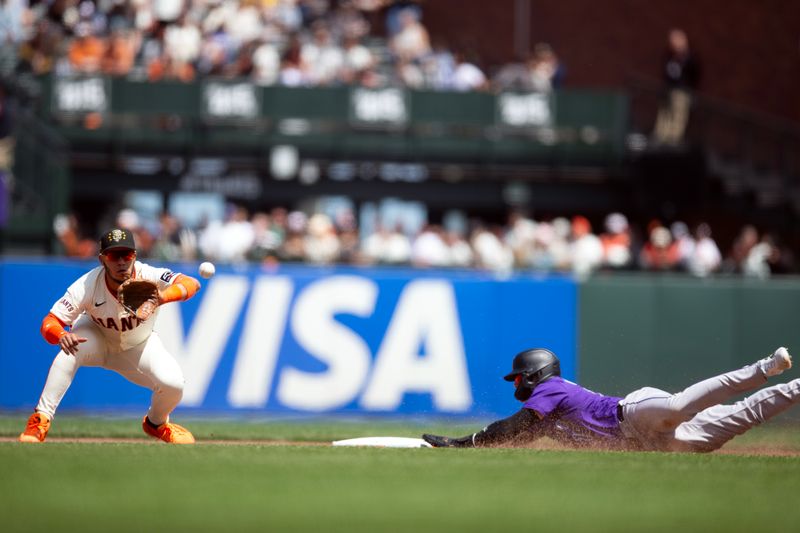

left=49, top=261, right=179, bottom=352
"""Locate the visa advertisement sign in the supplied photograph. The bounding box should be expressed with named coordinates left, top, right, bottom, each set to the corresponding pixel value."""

left=0, top=261, right=577, bottom=417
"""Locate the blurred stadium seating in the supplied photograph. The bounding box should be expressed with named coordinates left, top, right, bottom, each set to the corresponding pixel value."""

left=2, top=0, right=799, bottom=276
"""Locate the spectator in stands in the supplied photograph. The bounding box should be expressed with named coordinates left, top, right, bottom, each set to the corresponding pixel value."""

left=526, top=42, right=563, bottom=93
left=301, top=21, right=344, bottom=85
left=548, top=217, right=573, bottom=271
left=444, top=228, right=473, bottom=268
left=335, top=209, right=363, bottom=264
left=269, top=0, right=303, bottom=35
left=163, top=12, right=202, bottom=72
left=653, top=28, right=701, bottom=146
left=279, top=32, right=309, bottom=86
left=68, top=22, right=106, bottom=74
left=669, top=220, right=695, bottom=272
left=471, top=223, right=514, bottom=273
left=421, top=38, right=455, bottom=90
left=278, top=210, right=307, bottom=262
left=528, top=221, right=559, bottom=272
left=412, top=223, right=449, bottom=267
left=1, top=0, right=30, bottom=55
left=727, top=224, right=759, bottom=274
left=304, top=212, right=341, bottom=264
left=248, top=211, right=279, bottom=263
left=639, top=224, right=680, bottom=271
left=339, top=33, right=375, bottom=85
left=742, top=234, right=774, bottom=279
left=394, top=56, right=425, bottom=88
left=384, top=0, right=421, bottom=37
left=153, top=0, right=185, bottom=31
left=252, top=37, right=281, bottom=85
left=298, top=0, right=331, bottom=26
left=570, top=215, right=603, bottom=279
left=102, top=26, right=138, bottom=76
left=389, top=6, right=430, bottom=63
left=600, top=212, right=632, bottom=270
left=362, top=222, right=412, bottom=265
left=116, top=208, right=156, bottom=258
left=147, top=49, right=195, bottom=82
left=450, top=51, right=488, bottom=92
left=18, top=17, right=62, bottom=75
left=0, top=82, right=13, bottom=240
left=52, top=213, right=98, bottom=258
left=688, top=222, right=721, bottom=277
left=504, top=211, right=537, bottom=268
left=151, top=213, right=198, bottom=262
left=226, top=0, right=264, bottom=47
left=329, top=0, right=371, bottom=42
left=198, top=204, right=254, bottom=264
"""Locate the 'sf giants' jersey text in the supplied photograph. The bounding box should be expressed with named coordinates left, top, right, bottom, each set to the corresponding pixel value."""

left=50, top=262, right=179, bottom=352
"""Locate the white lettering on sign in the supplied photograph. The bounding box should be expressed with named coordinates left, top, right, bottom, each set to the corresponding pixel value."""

left=498, top=92, right=552, bottom=127
left=278, top=276, right=377, bottom=411
left=361, top=280, right=471, bottom=410
left=351, top=88, right=407, bottom=124
left=160, top=275, right=250, bottom=406
left=205, top=83, right=258, bottom=118
left=228, top=277, right=294, bottom=407
left=56, top=78, right=107, bottom=113
left=157, top=274, right=472, bottom=412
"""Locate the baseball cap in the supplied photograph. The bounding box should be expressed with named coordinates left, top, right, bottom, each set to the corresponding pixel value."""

left=99, top=228, right=136, bottom=253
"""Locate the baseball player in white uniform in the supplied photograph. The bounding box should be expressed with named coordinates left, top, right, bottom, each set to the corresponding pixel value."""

left=19, top=228, right=201, bottom=444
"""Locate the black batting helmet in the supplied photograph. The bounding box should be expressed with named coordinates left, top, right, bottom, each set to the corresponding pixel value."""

left=504, top=348, right=561, bottom=401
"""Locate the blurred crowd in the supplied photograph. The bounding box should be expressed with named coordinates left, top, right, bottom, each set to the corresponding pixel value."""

left=2, top=0, right=563, bottom=92
left=53, top=206, right=796, bottom=279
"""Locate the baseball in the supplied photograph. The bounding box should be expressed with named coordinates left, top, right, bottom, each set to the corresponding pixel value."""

left=198, top=262, right=216, bottom=279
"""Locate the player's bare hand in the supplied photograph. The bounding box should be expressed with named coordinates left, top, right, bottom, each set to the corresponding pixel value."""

left=59, top=333, right=87, bottom=355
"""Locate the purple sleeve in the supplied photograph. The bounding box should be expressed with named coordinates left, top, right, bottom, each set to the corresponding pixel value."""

left=523, top=381, right=565, bottom=416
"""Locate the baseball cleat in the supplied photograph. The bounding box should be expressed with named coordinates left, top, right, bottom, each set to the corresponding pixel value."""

left=142, top=417, right=195, bottom=444
left=759, top=347, right=792, bottom=377
left=19, top=412, right=51, bottom=443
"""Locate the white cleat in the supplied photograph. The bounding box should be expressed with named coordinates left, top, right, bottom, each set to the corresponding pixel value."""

left=759, top=347, right=793, bottom=377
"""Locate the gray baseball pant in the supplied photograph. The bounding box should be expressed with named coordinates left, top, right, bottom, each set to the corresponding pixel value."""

left=619, top=362, right=800, bottom=452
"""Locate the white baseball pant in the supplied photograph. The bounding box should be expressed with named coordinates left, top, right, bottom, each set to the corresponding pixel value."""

left=619, top=361, right=800, bottom=452
left=34, top=315, right=185, bottom=425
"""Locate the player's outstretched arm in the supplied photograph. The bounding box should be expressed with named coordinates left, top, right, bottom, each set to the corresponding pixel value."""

left=158, top=274, right=201, bottom=304
left=423, top=408, right=541, bottom=448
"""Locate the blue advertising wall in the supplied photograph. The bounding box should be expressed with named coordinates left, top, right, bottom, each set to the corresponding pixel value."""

left=0, top=260, right=577, bottom=418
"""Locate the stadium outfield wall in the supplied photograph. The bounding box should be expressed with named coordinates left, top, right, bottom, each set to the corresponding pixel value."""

left=0, top=260, right=575, bottom=417
left=2, top=260, right=799, bottom=418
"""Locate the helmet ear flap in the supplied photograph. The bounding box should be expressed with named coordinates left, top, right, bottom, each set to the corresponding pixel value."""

left=521, top=372, right=537, bottom=388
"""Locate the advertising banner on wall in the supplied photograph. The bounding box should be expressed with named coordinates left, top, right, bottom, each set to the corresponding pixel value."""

left=0, top=261, right=577, bottom=418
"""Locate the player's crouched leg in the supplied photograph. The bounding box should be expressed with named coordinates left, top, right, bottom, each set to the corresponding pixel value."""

left=142, top=372, right=194, bottom=444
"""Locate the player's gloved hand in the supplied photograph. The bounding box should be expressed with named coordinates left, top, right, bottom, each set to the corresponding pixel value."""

left=422, top=433, right=474, bottom=448
left=118, top=279, right=161, bottom=321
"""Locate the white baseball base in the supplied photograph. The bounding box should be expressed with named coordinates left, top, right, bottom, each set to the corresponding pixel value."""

left=331, top=437, right=433, bottom=448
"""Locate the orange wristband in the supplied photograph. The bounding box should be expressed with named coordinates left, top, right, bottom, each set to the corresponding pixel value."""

left=160, top=275, right=200, bottom=303
left=41, top=313, right=68, bottom=345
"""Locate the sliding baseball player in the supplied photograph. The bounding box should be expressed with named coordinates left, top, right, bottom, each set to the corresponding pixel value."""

left=19, top=228, right=201, bottom=444
left=424, top=346, right=798, bottom=452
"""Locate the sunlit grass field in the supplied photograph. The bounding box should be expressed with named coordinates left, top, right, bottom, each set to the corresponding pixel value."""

left=2, top=414, right=800, bottom=532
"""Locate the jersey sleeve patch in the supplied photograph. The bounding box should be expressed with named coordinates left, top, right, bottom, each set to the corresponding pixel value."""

left=160, top=271, right=176, bottom=283
left=58, top=297, right=76, bottom=313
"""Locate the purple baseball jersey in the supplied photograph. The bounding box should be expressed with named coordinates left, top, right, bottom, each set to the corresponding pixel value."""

left=523, top=376, right=625, bottom=446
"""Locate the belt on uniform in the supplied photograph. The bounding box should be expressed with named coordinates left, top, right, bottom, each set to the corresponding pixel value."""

left=616, top=402, right=625, bottom=422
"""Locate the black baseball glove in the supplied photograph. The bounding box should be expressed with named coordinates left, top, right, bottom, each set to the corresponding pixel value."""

left=422, top=433, right=475, bottom=448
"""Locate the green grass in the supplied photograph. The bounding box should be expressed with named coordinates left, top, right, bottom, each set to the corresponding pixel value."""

left=2, top=414, right=800, bottom=532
